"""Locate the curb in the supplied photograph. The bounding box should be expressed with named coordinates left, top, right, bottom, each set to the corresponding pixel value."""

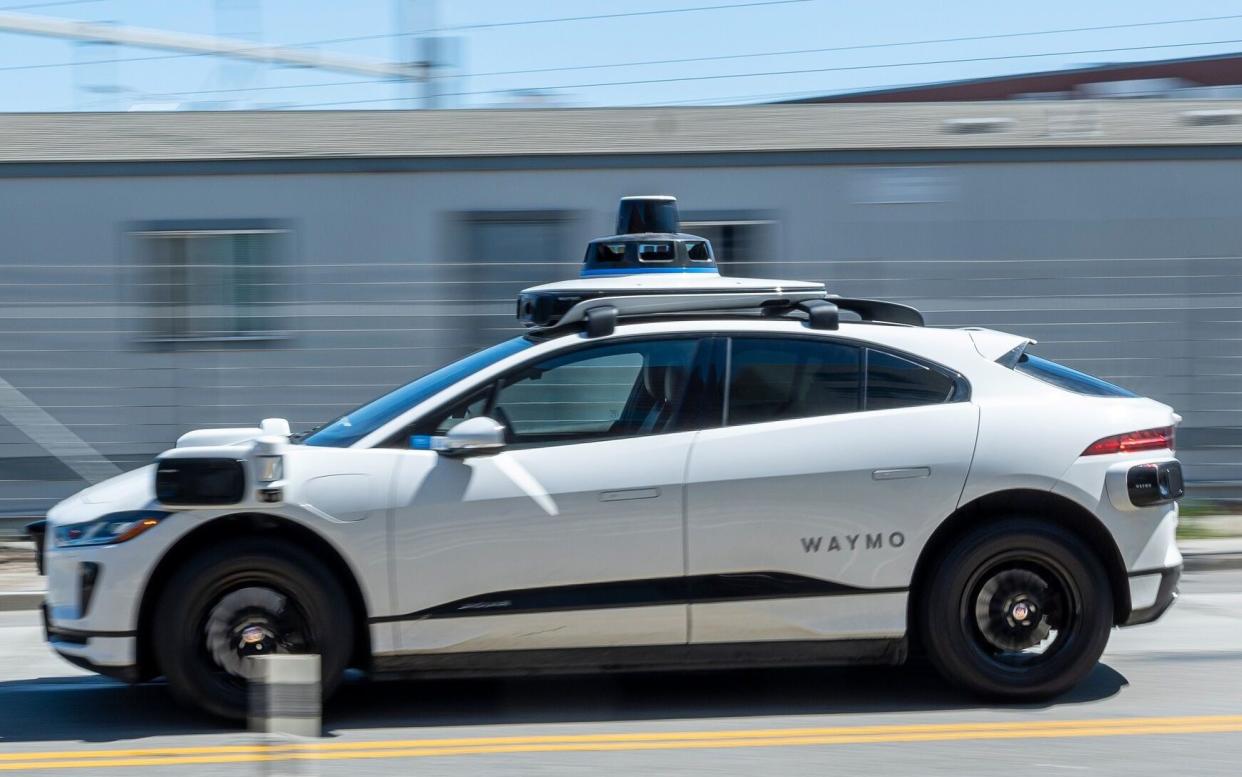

left=1182, top=552, right=1242, bottom=573
left=0, top=591, right=43, bottom=612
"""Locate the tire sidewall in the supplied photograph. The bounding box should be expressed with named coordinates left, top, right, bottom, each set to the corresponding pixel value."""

left=920, top=518, right=1113, bottom=700
left=153, top=538, right=351, bottom=720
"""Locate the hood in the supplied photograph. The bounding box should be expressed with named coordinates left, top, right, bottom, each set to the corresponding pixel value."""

left=48, top=464, right=158, bottom=525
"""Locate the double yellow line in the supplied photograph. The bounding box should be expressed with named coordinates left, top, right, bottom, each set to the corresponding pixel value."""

left=4, top=715, right=1242, bottom=771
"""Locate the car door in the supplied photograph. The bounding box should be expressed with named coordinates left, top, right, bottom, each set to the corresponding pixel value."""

left=685, top=335, right=978, bottom=644
left=385, top=335, right=713, bottom=655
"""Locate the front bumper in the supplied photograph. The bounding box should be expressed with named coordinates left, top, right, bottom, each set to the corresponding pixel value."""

left=1122, top=564, right=1181, bottom=626
left=42, top=601, right=140, bottom=682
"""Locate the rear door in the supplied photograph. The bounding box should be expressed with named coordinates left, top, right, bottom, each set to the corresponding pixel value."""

left=685, top=335, right=978, bottom=644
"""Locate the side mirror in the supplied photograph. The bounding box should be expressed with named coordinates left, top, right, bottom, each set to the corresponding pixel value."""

left=412, top=416, right=506, bottom=456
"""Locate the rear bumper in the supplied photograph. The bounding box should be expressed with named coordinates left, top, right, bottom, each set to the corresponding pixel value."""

left=1121, top=564, right=1181, bottom=626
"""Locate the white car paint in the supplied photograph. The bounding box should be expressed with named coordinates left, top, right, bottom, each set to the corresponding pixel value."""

left=40, top=316, right=1182, bottom=680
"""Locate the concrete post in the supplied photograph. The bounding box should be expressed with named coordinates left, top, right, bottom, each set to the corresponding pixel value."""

left=247, top=654, right=321, bottom=738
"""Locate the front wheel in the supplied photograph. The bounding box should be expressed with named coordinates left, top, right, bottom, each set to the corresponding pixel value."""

left=918, top=518, right=1113, bottom=701
left=152, top=538, right=353, bottom=720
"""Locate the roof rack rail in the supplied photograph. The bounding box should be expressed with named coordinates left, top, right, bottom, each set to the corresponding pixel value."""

left=523, top=289, right=922, bottom=338
left=531, top=290, right=829, bottom=336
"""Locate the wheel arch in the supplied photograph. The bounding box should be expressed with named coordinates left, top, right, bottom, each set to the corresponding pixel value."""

left=908, top=489, right=1131, bottom=637
left=134, top=512, right=372, bottom=680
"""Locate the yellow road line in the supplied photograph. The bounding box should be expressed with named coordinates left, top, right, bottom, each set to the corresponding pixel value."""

left=2, top=715, right=1241, bottom=771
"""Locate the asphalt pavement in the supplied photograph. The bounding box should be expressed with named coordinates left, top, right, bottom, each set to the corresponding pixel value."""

left=0, top=567, right=1239, bottom=775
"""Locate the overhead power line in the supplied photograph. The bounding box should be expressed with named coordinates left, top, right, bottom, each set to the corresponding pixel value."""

left=0, top=12, right=423, bottom=78
left=0, top=0, right=99, bottom=10
left=464, top=12, right=1242, bottom=80
left=288, top=36, right=1242, bottom=108
left=429, top=0, right=812, bottom=32
left=23, top=9, right=1242, bottom=108
left=3, top=8, right=1241, bottom=83
left=0, top=0, right=809, bottom=74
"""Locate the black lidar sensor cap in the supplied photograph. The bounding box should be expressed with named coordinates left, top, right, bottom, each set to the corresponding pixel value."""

left=616, top=196, right=679, bottom=235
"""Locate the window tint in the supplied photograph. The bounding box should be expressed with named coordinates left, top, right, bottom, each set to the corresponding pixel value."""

left=303, top=337, right=534, bottom=448
left=491, top=338, right=704, bottom=446
left=1015, top=353, right=1136, bottom=398
left=423, top=389, right=492, bottom=436
left=866, top=349, right=956, bottom=410
left=727, top=338, right=861, bottom=425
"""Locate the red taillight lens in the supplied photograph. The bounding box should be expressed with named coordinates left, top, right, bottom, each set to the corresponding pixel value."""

left=1082, top=426, right=1175, bottom=456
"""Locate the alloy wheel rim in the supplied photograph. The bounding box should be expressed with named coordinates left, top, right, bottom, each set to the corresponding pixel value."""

left=963, top=553, right=1079, bottom=669
left=203, top=586, right=312, bottom=680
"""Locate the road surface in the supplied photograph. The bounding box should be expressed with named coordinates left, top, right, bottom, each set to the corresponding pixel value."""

left=1, top=569, right=1240, bottom=775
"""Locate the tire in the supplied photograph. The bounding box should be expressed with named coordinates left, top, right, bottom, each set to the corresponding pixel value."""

left=152, top=537, right=352, bottom=720
left=917, top=518, right=1113, bottom=701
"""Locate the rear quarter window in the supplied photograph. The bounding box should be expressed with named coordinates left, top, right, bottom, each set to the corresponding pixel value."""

left=1014, top=354, right=1136, bottom=398
left=866, top=349, right=958, bottom=410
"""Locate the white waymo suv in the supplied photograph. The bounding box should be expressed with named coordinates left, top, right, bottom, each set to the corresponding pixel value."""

left=39, top=198, right=1183, bottom=719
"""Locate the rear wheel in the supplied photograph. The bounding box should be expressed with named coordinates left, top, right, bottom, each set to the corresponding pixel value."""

left=918, top=518, right=1112, bottom=700
left=152, top=538, right=352, bottom=720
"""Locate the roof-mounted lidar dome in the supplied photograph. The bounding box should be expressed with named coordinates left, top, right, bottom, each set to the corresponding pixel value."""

left=581, top=195, right=719, bottom=278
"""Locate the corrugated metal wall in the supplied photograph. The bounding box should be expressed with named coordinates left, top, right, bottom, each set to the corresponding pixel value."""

left=1, top=159, right=1240, bottom=519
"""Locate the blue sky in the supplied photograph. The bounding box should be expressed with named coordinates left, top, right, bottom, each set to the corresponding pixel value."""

left=3, top=0, right=1242, bottom=110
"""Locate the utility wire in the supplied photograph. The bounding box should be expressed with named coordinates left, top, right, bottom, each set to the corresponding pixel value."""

left=0, top=0, right=805, bottom=74
left=0, top=0, right=100, bottom=10
left=423, top=0, right=812, bottom=32
left=5, top=6, right=1242, bottom=107
left=464, top=12, right=1242, bottom=79
left=3, top=6, right=1241, bottom=84
left=287, top=36, right=1242, bottom=108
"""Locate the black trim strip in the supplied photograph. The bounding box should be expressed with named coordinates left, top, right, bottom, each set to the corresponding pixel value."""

left=1127, top=565, right=1181, bottom=578
left=370, top=572, right=907, bottom=624
left=48, top=625, right=137, bottom=640
left=372, top=638, right=907, bottom=679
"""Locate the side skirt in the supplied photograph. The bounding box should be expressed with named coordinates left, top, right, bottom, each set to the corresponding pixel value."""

left=371, top=638, right=907, bottom=681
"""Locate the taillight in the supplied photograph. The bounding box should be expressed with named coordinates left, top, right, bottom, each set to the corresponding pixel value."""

left=1082, top=426, right=1174, bottom=456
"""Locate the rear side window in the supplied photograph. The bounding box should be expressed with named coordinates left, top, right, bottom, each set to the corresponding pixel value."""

left=1015, top=353, right=1136, bottom=398
left=866, top=349, right=957, bottom=410
left=727, top=338, right=861, bottom=425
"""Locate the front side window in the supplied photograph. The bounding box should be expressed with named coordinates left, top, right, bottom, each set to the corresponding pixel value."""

left=491, top=338, right=706, bottom=447
left=726, top=338, right=862, bottom=425
left=303, top=337, right=534, bottom=448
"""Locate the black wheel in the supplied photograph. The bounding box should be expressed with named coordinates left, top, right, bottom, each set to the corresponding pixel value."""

left=918, top=518, right=1112, bottom=701
left=152, top=538, right=352, bottom=720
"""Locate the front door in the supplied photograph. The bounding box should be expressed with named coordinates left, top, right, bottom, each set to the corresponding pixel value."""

left=686, top=336, right=978, bottom=644
left=386, top=335, right=712, bottom=654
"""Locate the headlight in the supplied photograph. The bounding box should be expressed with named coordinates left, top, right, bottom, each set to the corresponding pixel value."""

left=256, top=455, right=283, bottom=482
left=54, top=511, right=170, bottom=548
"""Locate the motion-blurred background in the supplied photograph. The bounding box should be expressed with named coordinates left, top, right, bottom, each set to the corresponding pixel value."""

left=4, top=0, right=1242, bottom=528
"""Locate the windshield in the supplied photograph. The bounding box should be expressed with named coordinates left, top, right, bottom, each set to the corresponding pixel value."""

left=302, top=337, right=535, bottom=448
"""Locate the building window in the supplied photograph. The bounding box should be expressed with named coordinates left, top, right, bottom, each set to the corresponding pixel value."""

left=132, top=222, right=290, bottom=344
left=455, top=211, right=574, bottom=348
left=680, top=212, right=778, bottom=274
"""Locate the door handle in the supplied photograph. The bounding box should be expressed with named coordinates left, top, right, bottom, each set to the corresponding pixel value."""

left=872, top=467, right=931, bottom=481
left=599, top=487, right=661, bottom=502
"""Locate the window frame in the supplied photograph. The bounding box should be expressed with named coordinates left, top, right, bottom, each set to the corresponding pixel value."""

left=128, top=218, right=294, bottom=348
left=718, top=333, right=969, bottom=429
left=380, top=333, right=720, bottom=450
